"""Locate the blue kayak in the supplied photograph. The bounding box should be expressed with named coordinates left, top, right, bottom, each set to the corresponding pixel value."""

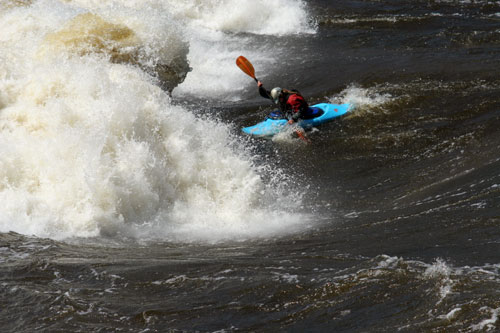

left=242, top=103, right=352, bottom=137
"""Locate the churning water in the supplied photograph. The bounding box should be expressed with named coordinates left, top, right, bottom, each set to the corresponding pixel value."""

left=1, top=0, right=499, bottom=331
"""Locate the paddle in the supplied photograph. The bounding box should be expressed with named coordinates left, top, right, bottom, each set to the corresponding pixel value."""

left=236, top=55, right=310, bottom=143
left=294, top=126, right=311, bottom=143
left=236, top=55, right=258, bottom=82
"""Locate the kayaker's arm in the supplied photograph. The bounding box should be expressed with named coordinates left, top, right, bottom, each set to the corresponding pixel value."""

left=257, top=81, right=272, bottom=100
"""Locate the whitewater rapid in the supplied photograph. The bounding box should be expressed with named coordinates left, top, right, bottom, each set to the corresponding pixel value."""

left=0, top=0, right=314, bottom=241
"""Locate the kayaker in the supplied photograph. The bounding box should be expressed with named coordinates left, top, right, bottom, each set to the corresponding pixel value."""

left=257, top=81, right=319, bottom=124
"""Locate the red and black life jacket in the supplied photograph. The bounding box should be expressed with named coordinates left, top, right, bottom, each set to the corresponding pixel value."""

left=280, top=90, right=309, bottom=120
left=285, top=92, right=308, bottom=114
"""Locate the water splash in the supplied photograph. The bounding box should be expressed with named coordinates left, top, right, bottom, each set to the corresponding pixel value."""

left=0, top=0, right=310, bottom=241
left=329, top=84, right=393, bottom=110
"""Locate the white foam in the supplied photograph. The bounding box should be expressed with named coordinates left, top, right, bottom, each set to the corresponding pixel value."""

left=376, top=255, right=402, bottom=269
left=0, top=0, right=308, bottom=242
left=330, top=84, right=393, bottom=109
left=470, top=307, right=500, bottom=331
left=438, top=307, right=462, bottom=321
left=161, top=0, right=314, bottom=36
left=423, top=258, right=455, bottom=302
left=423, top=258, right=452, bottom=278
left=272, top=124, right=309, bottom=144
left=169, top=0, right=316, bottom=100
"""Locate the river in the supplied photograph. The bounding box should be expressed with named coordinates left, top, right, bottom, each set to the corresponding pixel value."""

left=1, top=0, right=499, bottom=331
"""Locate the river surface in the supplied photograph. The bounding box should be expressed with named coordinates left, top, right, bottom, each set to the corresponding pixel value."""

left=1, top=0, right=500, bottom=331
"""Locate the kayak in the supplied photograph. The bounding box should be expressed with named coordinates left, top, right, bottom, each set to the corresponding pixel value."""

left=242, top=103, right=352, bottom=137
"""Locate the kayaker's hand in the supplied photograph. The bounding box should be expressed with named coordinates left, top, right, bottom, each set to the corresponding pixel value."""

left=288, top=119, right=294, bottom=125
left=257, top=80, right=263, bottom=87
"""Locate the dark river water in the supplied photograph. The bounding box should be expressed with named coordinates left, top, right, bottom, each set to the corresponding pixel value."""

left=1, top=0, right=500, bottom=332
